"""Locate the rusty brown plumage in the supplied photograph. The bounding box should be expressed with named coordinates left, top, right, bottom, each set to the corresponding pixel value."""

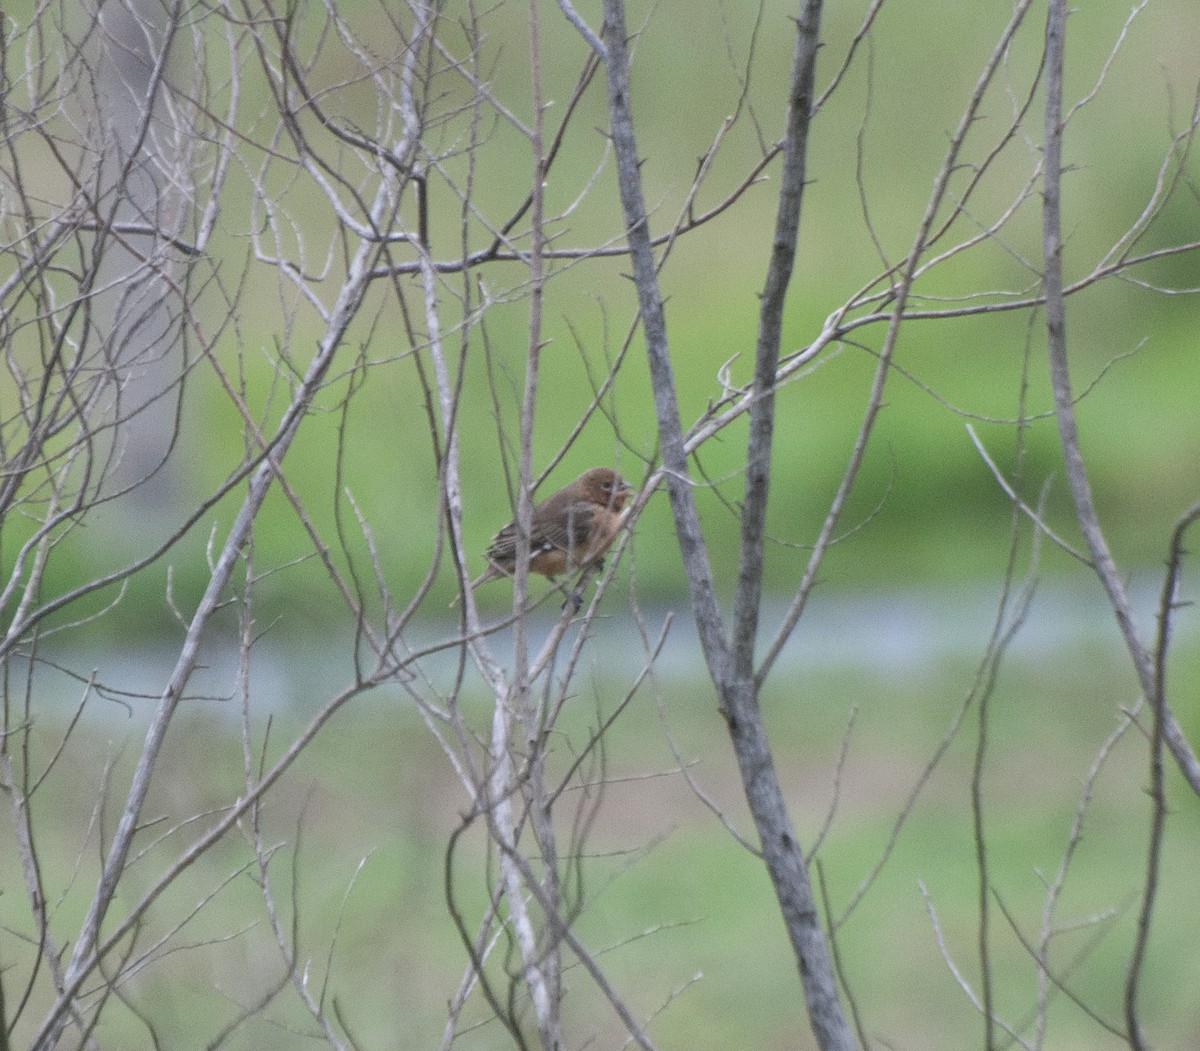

left=466, top=467, right=633, bottom=596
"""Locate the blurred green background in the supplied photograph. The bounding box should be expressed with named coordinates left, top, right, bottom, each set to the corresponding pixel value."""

left=5, top=0, right=1200, bottom=1047
left=16, top=0, right=1198, bottom=628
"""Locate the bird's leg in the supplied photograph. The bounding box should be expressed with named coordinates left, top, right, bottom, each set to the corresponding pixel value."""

left=560, top=563, right=602, bottom=612
left=558, top=580, right=583, bottom=613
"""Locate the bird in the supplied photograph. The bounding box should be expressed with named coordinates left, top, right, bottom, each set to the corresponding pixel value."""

left=460, top=467, right=633, bottom=605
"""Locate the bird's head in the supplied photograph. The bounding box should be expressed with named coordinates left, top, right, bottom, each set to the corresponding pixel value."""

left=579, top=467, right=634, bottom=511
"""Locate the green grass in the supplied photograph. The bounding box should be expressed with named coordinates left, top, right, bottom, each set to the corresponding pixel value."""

left=4, top=627, right=1199, bottom=1049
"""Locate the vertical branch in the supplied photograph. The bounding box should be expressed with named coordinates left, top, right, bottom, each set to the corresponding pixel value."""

left=1041, top=3, right=1185, bottom=1045
left=0, top=657, right=83, bottom=1030
left=522, top=3, right=565, bottom=1028
left=1040, top=6, right=1135, bottom=1040
left=405, top=5, right=557, bottom=1043
left=601, top=3, right=853, bottom=1049
left=513, top=5, right=562, bottom=1045
left=484, top=4, right=562, bottom=1048
left=1041, top=2, right=1154, bottom=700
left=1038, top=0, right=1200, bottom=802
left=1124, top=499, right=1200, bottom=1048
left=512, top=0, right=548, bottom=672
left=600, top=0, right=729, bottom=684
left=731, top=0, right=822, bottom=676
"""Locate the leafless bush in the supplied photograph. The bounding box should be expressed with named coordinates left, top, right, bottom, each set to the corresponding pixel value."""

left=1, top=1, right=1198, bottom=1049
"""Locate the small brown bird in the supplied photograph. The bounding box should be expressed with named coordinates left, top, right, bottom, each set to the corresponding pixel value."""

left=464, top=467, right=633, bottom=601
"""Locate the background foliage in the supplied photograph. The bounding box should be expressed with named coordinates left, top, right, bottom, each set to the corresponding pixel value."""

left=2, top=0, right=1199, bottom=1048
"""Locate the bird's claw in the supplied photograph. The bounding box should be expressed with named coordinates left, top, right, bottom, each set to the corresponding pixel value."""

left=561, top=588, right=584, bottom=613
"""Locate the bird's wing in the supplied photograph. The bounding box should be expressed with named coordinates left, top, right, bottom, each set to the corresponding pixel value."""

left=485, top=499, right=596, bottom=561
left=483, top=522, right=520, bottom=563
left=534, top=498, right=596, bottom=554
